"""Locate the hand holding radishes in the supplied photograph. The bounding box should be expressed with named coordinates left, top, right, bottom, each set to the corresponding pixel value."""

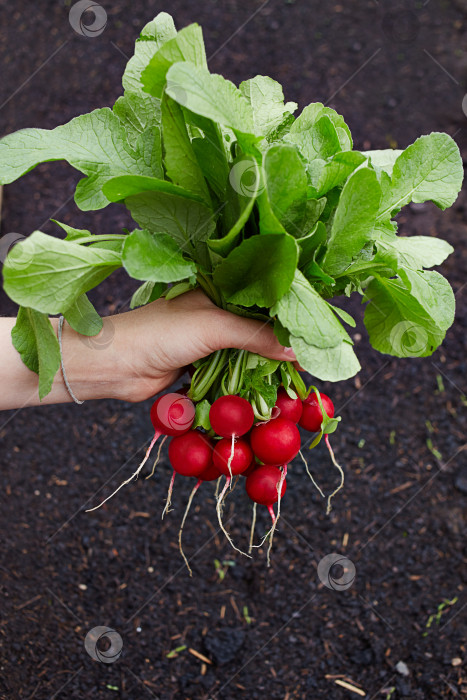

left=1, top=11, right=463, bottom=573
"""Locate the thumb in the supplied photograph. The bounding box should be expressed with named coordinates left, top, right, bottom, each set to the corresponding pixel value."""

left=208, top=308, right=297, bottom=362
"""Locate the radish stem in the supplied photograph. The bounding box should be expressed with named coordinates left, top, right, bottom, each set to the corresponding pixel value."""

left=248, top=502, right=257, bottom=554
left=266, top=465, right=287, bottom=567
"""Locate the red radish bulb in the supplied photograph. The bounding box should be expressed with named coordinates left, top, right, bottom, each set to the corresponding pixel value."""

left=299, top=393, right=334, bottom=433
left=274, top=387, right=303, bottom=423
left=245, top=465, right=287, bottom=505
left=213, top=437, right=253, bottom=476
left=250, top=417, right=301, bottom=466
left=198, top=461, right=222, bottom=482
left=168, top=430, right=213, bottom=477
left=209, top=395, right=254, bottom=438
left=242, top=458, right=259, bottom=478
left=150, top=393, right=195, bottom=437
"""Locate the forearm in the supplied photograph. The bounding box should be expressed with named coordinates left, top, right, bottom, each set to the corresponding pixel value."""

left=0, top=316, right=137, bottom=410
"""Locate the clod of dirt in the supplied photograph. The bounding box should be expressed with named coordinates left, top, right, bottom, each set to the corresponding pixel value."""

left=203, top=628, right=246, bottom=665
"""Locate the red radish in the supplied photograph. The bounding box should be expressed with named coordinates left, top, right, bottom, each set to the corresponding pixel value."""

left=87, top=392, right=195, bottom=512
left=198, top=461, right=222, bottom=482
left=242, top=458, right=259, bottom=478
left=169, top=430, right=212, bottom=477
left=213, top=438, right=253, bottom=476
left=150, top=393, right=195, bottom=436
left=250, top=417, right=301, bottom=466
left=245, top=465, right=287, bottom=505
left=209, top=395, right=254, bottom=438
left=299, top=392, right=334, bottom=433
left=274, top=387, right=303, bottom=423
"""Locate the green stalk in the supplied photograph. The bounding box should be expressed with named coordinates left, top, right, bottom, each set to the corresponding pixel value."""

left=189, top=349, right=228, bottom=402
left=196, top=272, right=224, bottom=308
left=74, top=234, right=126, bottom=245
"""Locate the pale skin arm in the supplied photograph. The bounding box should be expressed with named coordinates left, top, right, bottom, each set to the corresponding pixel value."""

left=0, top=290, right=297, bottom=411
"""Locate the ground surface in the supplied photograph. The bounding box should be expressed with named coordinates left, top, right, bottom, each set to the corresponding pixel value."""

left=0, top=1, right=466, bottom=698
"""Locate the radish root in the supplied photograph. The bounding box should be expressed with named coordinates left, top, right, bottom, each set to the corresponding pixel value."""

left=179, top=479, right=201, bottom=576
left=266, top=465, right=287, bottom=567
left=146, top=436, right=167, bottom=480
left=86, top=432, right=160, bottom=512
left=216, top=476, right=251, bottom=558
left=248, top=502, right=257, bottom=554
left=162, top=469, right=176, bottom=519
left=299, top=449, right=325, bottom=499
left=227, top=434, right=235, bottom=485
left=324, top=434, right=344, bottom=515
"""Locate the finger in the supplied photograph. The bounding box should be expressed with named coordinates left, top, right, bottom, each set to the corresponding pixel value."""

left=207, top=310, right=297, bottom=362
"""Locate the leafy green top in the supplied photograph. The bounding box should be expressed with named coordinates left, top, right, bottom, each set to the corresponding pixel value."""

left=0, top=12, right=463, bottom=398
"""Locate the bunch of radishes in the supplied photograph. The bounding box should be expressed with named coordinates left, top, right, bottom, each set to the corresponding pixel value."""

left=89, top=384, right=342, bottom=573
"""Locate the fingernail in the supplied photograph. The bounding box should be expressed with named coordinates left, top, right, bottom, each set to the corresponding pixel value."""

left=283, top=346, right=297, bottom=360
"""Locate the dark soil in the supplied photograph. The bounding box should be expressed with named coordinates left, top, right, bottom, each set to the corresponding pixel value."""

left=1, top=1, right=466, bottom=698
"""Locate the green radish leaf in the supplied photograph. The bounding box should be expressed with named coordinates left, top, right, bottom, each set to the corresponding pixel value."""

left=122, top=229, right=196, bottom=283
left=290, top=102, right=353, bottom=150
left=209, top=155, right=262, bottom=256
left=165, top=280, right=197, bottom=300
left=298, top=221, right=328, bottom=267
left=165, top=63, right=257, bottom=150
left=307, top=150, right=366, bottom=197
left=361, top=148, right=403, bottom=177
left=326, top=302, right=356, bottom=328
left=141, top=24, right=207, bottom=98
left=161, top=95, right=211, bottom=204
left=192, top=399, right=212, bottom=431
left=379, top=235, right=453, bottom=270
left=291, top=335, right=361, bottom=382
left=239, top=75, right=297, bottom=137
left=213, top=233, right=298, bottom=307
left=286, top=114, right=341, bottom=162
left=302, top=259, right=335, bottom=286
left=271, top=269, right=350, bottom=348
left=377, top=133, right=463, bottom=219
left=102, top=174, right=205, bottom=203
left=263, top=143, right=308, bottom=236
left=122, top=12, right=177, bottom=93
left=245, top=353, right=280, bottom=375
left=0, top=109, right=158, bottom=211
left=130, top=280, right=166, bottom=308
left=51, top=220, right=92, bottom=242
left=321, top=167, right=381, bottom=276
left=191, top=116, right=230, bottom=199
left=11, top=307, right=61, bottom=400
left=126, top=190, right=216, bottom=269
left=3, top=231, right=121, bottom=314
left=363, top=269, right=454, bottom=357
left=63, top=294, right=103, bottom=336
left=113, top=92, right=161, bottom=149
